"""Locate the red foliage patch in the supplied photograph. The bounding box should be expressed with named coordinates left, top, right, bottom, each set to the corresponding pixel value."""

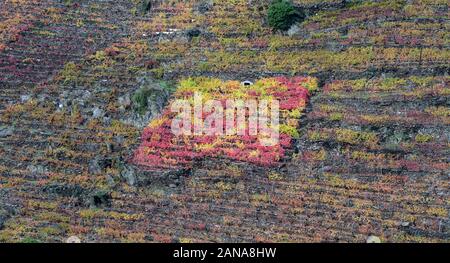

left=132, top=77, right=315, bottom=169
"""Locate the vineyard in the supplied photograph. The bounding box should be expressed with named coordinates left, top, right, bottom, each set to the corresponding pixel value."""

left=0, top=0, right=448, bottom=243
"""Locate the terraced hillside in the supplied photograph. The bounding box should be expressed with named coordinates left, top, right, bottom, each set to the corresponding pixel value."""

left=0, top=0, right=448, bottom=243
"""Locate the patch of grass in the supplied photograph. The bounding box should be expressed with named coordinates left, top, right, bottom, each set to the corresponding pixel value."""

left=20, top=237, right=40, bottom=243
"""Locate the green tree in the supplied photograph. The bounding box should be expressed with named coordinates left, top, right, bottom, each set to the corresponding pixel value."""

left=267, top=0, right=304, bottom=31
left=140, top=0, right=152, bottom=15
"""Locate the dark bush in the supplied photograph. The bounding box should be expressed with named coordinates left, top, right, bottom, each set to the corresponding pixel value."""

left=132, top=81, right=175, bottom=115
left=267, top=0, right=304, bottom=31
left=186, top=28, right=202, bottom=39
left=132, top=87, right=153, bottom=115
left=144, top=59, right=160, bottom=69
left=140, top=0, right=152, bottom=15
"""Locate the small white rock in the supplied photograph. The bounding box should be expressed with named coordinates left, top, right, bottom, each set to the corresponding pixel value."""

left=92, top=107, right=104, bottom=118
left=401, top=222, right=410, bottom=227
left=66, top=236, right=81, bottom=243
left=20, top=95, right=31, bottom=103
left=366, top=235, right=381, bottom=243
left=241, top=80, right=253, bottom=86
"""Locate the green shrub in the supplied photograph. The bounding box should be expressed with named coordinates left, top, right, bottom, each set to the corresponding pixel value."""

left=132, top=81, right=174, bottom=115
left=60, top=62, right=80, bottom=84
left=132, top=87, right=153, bottom=115
left=267, top=0, right=304, bottom=31
left=20, top=237, right=40, bottom=243
left=159, top=81, right=177, bottom=93
left=140, top=0, right=152, bottom=15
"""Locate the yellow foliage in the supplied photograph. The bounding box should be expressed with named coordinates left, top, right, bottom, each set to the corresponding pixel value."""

left=268, top=172, right=283, bottom=181
left=415, top=134, right=433, bottom=143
